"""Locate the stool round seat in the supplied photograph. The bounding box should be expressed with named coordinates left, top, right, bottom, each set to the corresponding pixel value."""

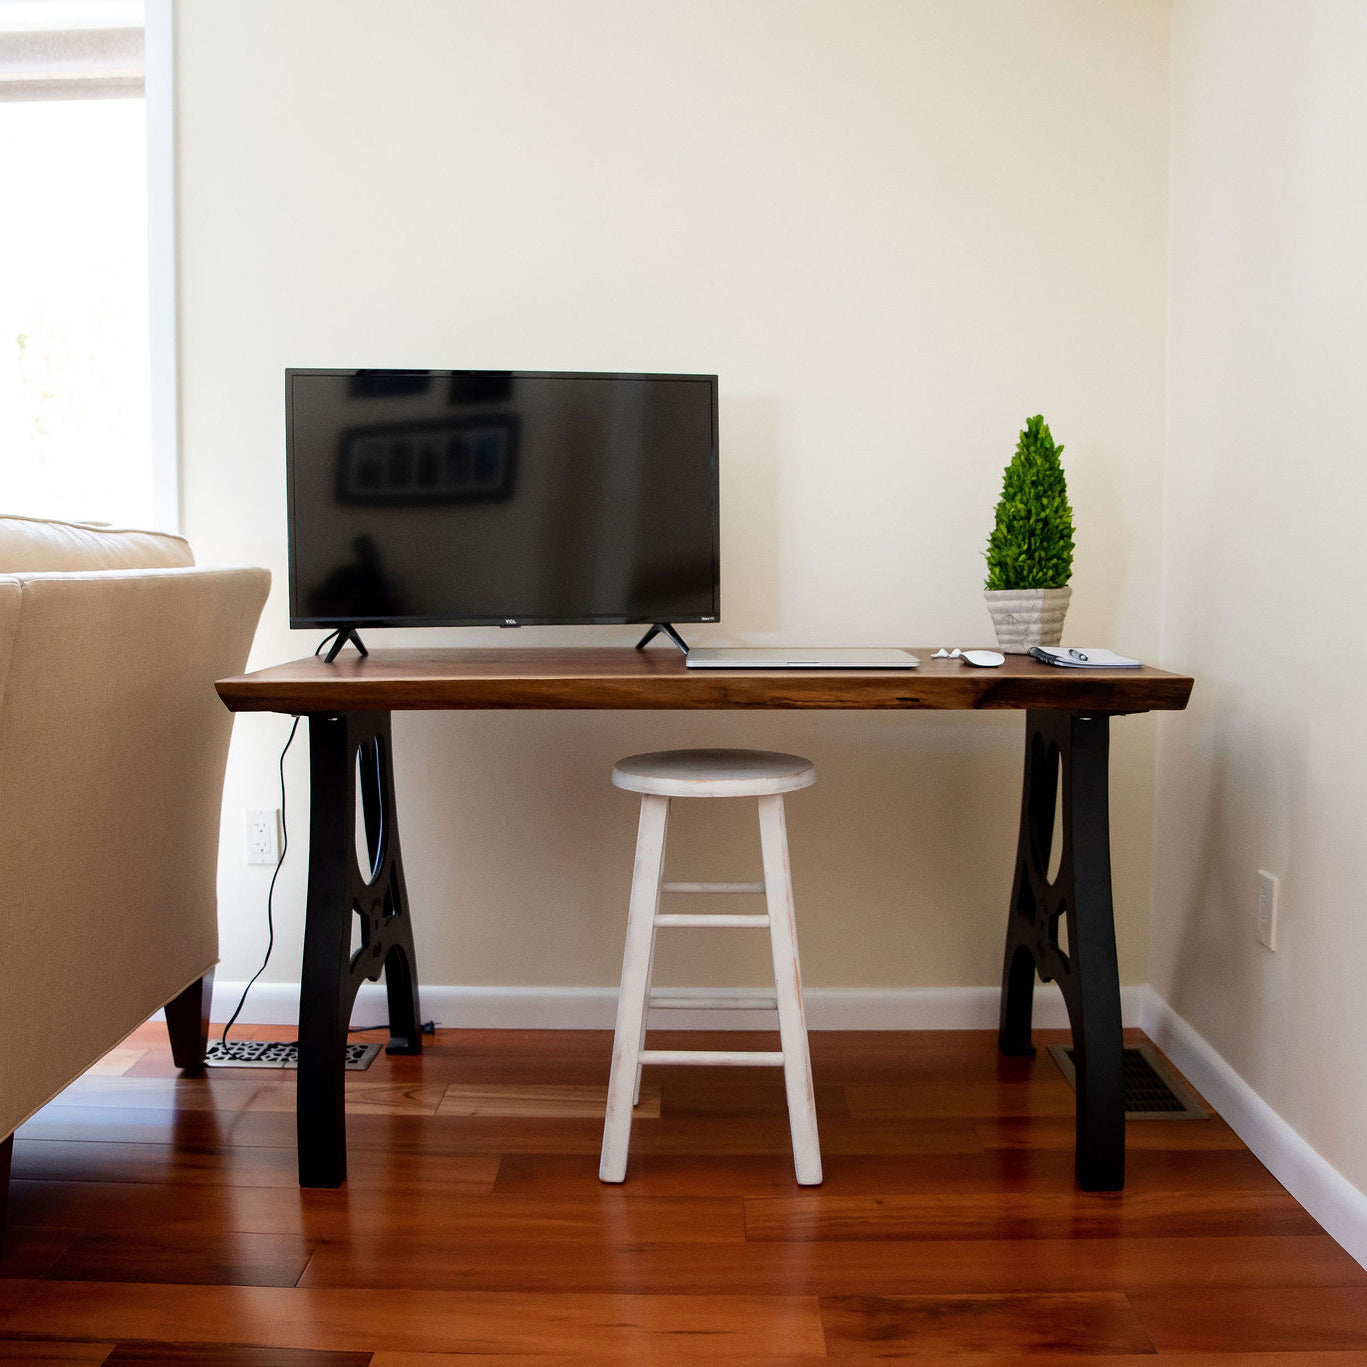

left=612, top=748, right=816, bottom=799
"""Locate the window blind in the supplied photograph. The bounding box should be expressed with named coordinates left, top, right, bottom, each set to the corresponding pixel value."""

left=0, top=25, right=143, bottom=100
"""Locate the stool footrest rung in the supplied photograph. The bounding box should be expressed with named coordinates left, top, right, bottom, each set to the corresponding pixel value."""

left=653, top=913, right=770, bottom=928
left=661, top=881, right=765, bottom=894
left=638, top=1049, right=786, bottom=1067
left=647, top=991, right=778, bottom=1010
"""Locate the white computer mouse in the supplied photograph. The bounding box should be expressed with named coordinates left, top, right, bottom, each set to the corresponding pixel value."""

left=960, top=649, right=1005, bottom=668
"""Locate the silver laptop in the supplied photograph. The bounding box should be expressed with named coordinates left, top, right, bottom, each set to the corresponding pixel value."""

left=686, top=648, right=920, bottom=670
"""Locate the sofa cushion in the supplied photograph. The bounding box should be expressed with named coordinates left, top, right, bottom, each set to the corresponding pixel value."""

left=0, top=515, right=194, bottom=572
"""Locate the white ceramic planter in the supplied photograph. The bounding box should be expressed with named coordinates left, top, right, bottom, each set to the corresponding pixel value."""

left=983, top=586, right=1071, bottom=654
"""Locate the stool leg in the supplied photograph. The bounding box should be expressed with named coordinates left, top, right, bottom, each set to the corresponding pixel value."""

left=633, top=912, right=659, bottom=1107
left=600, top=793, right=670, bottom=1183
left=757, top=794, right=822, bottom=1186
left=633, top=810, right=665, bottom=1108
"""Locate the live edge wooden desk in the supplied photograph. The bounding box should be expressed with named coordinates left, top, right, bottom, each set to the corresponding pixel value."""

left=215, top=647, right=1193, bottom=1193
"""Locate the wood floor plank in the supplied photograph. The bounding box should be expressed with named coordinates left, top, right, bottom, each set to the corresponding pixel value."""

left=48, top=1077, right=281, bottom=1113
left=0, top=1280, right=41, bottom=1311
left=659, top=1078, right=849, bottom=1119
left=493, top=1150, right=983, bottom=1197
left=819, top=1290, right=1157, bottom=1355
left=17, top=1103, right=983, bottom=1160
left=11, top=1140, right=498, bottom=1193
left=460, top=1113, right=981, bottom=1157
left=23, top=1092, right=1228, bottom=1165
left=366, top=1355, right=1367, bottom=1367
left=0, top=1342, right=113, bottom=1363
left=8, top=1181, right=743, bottom=1244
left=19, top=1133, right=1268, bottom=1197
left=367, top=1355, right=829, bottom=1367
left=356, top=1060, right=615, bottom=1088
left=0, top=1284, right=826, bottom=1358
left=117, top=1022, right=181, bottom=1046
left=744, top=1188, right=1323, bottom=1242
left=0, top=1224, right=81, bottom=1279
left=705, top=1115, right=984, bottom=1159
left=18, top=1105, right=252, bottom=1148
left=1130, top=1357, right=1367, bottom=1367
left=492, top=1145, right=1282, bottom=1199
left=977, top=1114, right=1245, bottom=1152
left=435, top=1083, right=660, bottom=1119
left=104, top=1346, right=372, bottom=1366
left=845, top=1078, right=1080, bottom=1119
left=299, top=1232, right=1364, bottom=1297
left=48, top=1229, right=315, bottom=1287
left=55, top=1074, right=439, bottom=1117
left=804, top=1028, right=1135, bottom=1079
left=243, top=1084, right=448, bottom=1117
left=1123, top=1357, right=1367, bottom=1366
left=86, top=1049, right=148, bottom=1078
left=1130, top=1285, right=1367, bottom=1352
left=1081, top=1147, right=1282, bottom=1192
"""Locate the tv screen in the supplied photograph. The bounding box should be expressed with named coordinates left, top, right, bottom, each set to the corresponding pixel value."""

left=285, top=369, right=719, bottom=629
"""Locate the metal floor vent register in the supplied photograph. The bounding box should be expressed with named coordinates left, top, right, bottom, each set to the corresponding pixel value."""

left=1049, top=1042, right=1209, bottom=1119
left=205, top=1040, right=381, bottom=1071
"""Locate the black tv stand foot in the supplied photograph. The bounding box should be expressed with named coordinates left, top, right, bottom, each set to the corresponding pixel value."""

left=321, top=626, right=369, bottom=664
left=635, top=622, right=690, bottom=655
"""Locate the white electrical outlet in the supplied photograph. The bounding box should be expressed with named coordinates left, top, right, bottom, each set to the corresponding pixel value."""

left=1256, top=869, right=1279, bottom=950
left=245, top=808, right=282, bottom=865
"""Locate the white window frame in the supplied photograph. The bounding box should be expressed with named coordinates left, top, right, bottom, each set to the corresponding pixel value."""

left=145, top=0, right=178, bottom=531
left=0, top=0, right=178, bottom=531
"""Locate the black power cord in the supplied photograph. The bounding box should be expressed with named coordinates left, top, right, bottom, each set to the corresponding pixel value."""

left=220, top=714, right=301, bottom=1046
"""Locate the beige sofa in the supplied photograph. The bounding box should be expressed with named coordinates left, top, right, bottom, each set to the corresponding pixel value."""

left=0, top=515, right=269, bottom=1208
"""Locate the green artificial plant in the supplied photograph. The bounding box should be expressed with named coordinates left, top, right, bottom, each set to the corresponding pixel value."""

left=984, top=414, right=1074, bottom=590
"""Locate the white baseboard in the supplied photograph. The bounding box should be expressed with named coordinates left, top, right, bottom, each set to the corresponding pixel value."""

left=1141, top=987, right=1367, bottom=1271
left=205, top=979, right=1152, bottom=1032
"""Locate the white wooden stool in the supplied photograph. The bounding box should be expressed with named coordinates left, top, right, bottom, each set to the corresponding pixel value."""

left=599, top=748, right=822, bottom=1186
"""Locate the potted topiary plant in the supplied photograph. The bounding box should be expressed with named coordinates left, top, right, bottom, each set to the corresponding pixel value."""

left=983, top=414, right=1074, bottom=652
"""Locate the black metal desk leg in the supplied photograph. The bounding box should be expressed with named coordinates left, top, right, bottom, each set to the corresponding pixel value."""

left=298, top=711, right=423, bottom=1188
left=998, top=710, right=1125, bottom=1191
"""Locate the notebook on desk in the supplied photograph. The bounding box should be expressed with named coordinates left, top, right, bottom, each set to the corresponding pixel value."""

left=686, top=648, right=920, bottom=669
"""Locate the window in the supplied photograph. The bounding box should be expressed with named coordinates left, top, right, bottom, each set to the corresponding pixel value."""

left=0, top=1, right=171, bottom=530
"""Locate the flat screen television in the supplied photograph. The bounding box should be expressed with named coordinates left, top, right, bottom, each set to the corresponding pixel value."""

left=285, top=369, right=719, bottom=639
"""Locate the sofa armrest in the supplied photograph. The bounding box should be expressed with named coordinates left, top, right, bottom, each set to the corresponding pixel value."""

left=0, top=565, right=270, bottom=1137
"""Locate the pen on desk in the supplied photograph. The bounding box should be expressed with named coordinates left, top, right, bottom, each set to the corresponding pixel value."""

left=1068, top=648, right=1088, bottom=661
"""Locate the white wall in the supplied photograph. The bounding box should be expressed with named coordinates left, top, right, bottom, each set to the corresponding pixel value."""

left=1155, top=0, right=1367, bottom=1191
left=176, top=1, right=1171, bottom=1002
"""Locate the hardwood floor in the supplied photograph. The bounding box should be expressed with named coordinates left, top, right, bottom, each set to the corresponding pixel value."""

left=1, top=1024, right=1364, bottom=1362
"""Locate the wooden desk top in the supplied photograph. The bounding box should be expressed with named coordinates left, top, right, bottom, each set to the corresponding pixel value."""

left=216, top=648, right=1193, bottom=714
